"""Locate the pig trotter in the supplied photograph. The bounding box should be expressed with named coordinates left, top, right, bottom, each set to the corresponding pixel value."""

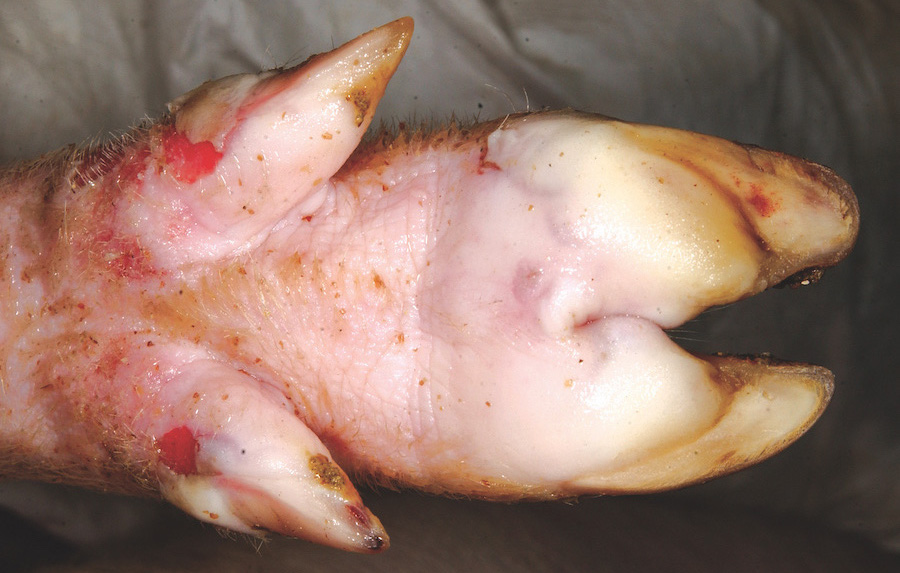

left=0, top=17, right=859, bottom=551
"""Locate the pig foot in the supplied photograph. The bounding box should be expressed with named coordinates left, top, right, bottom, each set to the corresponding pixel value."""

left=0, top=18, right=859, bottom=551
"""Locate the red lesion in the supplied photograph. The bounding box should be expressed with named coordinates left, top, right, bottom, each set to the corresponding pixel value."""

left=747, top=182, right=779, bottom=217
left=159, top=126, right=223, bottom=184
left=733, top=174, right=779, bottom=218
left=157, top=425, right=199, bottom=476
left=346, top=504, right=371, bottom=528
left=63, top=164, right=161, bottom=281
left=92, top=229, right=157, bottom=280
left=477, top=145, right=501, bottom=174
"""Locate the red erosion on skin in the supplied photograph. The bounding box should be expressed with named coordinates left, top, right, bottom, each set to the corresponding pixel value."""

left=94, top=230, right=155, bottom=279
left=731, top=173, right=780, bottom=218
left=157, top=425, right=199, bottom=475
left=160, top=127, right=223, bottom=184
left=747, top=182, right=779, bottom=217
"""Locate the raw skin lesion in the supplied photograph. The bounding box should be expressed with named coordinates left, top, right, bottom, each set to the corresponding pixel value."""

left=308, top=453, right=346, bottom=491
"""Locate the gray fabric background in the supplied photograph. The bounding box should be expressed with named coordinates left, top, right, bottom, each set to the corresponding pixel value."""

left=1, top=1, right=898, bottom=570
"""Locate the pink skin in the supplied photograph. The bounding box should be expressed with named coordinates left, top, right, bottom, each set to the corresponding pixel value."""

left=0, top=18, right=858, bottom=552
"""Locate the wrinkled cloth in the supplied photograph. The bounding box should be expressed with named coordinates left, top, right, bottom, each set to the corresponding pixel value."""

left=0, top=0, right=898, bottom=570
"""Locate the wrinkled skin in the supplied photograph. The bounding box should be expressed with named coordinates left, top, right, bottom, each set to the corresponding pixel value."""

left=0, top=18, right=859, bottom=552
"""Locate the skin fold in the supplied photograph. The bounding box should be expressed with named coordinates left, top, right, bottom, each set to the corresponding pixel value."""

left=0, top=18, right=859, bottom=552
